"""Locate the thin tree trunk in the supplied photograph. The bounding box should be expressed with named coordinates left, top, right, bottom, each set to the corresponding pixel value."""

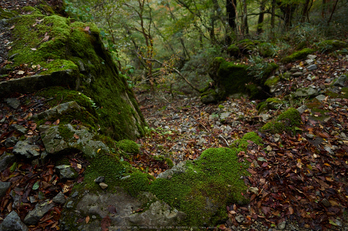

left=271, top=0, right=276, bottom=39
left=257, top=0, right=265, bottom=34
left=301, top=0, right=311, bottom=22
left=327, top=0, right=339, bottom=25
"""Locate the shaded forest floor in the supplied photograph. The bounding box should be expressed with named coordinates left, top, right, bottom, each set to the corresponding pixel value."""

left=135, top=52, right=348, bottom=230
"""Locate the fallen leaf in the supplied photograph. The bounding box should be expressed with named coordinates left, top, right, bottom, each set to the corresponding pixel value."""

left=85, top=216, right=90, bottom=224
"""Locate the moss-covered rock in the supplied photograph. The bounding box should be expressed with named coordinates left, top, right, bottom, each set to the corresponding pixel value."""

left=282, top=48, right=315, bottom=63
left=317, top=40, right=348, bottom=53
left=257, top=97, right=284, bottom=113
left=208, top=57, right=251, bottom=99
left=149, top=132, right=262, bottom=226
left=227, top=44, right=240, bottom=57
left=258, top=42, right=277, bottom=57
left=117, top=139, right=140, bottom=154
left=5, top=10, right=145, bottom=140
left=260, top=108, right=301, bottom=134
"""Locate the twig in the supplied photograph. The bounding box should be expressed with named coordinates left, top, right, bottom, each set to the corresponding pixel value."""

left=219, top=134, right=230, bottom=146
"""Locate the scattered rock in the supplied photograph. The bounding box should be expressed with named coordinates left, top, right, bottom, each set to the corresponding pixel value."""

left=10, top=188, right=23, bottom=209
left=157, top=161, right=187, bottom=179
left=249, top=187, right=259, bottom=194
left=71, top=191, right=79, bottom=198
left=39, top=124, right=109, bottom=158
left=305, top=59, right=314, bottom=65
left=24, top=200, right=54, bottom=225
left=306, top=133, right=315, bottom=139
left=66, top=201, right=74, bottom=209
left=315, top=94, right=326, bottom=102
left=55, top=165, right=77, bottom=179
left=333, top=75, right=348, bottom=87
left=307, top=64, right=318, bottom=71
left=220, top=112, right=231, bottom=121
left=4, top=136, right=18, bottom=147
left=278, top=220, right=286, bottom=230
left=235, top=214, right=244, bottom=223
left=321, top=198, right=331, bottom=207
left=307, top=54, right=317, bottom=60
left=292, top=72, right=303, bottom=77
left=99, top=183, right=108, bottom=190
left=5, top=98, right=20, bottom=109
left=0, top=181, right=11, bottom=197
left=94, top=176, right=105, bottom=183
left=0, top=211, right=28, bottom=231
left=13, top=140, right=40, bottom=158
left=11, top=124, right=27, bottom=134
left=292, top=87, right=318, bottom=98
left=53, top=192, right=66, bottom=204
left=32, top=101, right=82, bottom=121
left=0, top=152, right=16, bottom=171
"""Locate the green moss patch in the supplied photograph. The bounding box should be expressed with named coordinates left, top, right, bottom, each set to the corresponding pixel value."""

left=261, top=108, right=301, bottom=134
left=282, top=48, right=315, bottom=63
left=117, top=139, right=140, bottom=154
left=317, top=40, right=348, bottom=53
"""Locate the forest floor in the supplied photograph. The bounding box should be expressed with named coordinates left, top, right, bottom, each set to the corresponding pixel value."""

left=135, top=52, right=348, bottom=231
left=1, top=1, right=348, bottom=230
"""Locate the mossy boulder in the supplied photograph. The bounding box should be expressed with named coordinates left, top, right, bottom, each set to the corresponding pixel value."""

left=317, top=40, right=348, bottom=53
left=258, top=42, right=277, bottom=57
left=282, top=48, right=315, bottom=63
left=260, top=108, right=301, bottom=134
left=4, top=9, right=145, bottom=140
left=117, top=139, right=140, bottom=155
left=207, top=57, right=251, bottom=100
left=227, top=44, right=240, bottom=57
left=257, top=97, right=284, bottom=113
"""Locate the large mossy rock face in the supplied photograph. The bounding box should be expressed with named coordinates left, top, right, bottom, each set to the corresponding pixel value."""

left=4, top=10, right=145, bottom=140
left=208, top=57, right=251, bottom=100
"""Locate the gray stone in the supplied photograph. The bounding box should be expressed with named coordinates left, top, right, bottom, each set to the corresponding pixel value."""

left=321, top=198, right=331, bottom=207
left=292, top=72, right=303, bottom=77
left=315, top=94, right=326, bottom=102
left=220, top=112, right=231, bottom=121
left=66, top=201, right=74, bottom=209
left=66, top=188, right=185, bottom=230
left=10, top=188, right=24, bottom=209
left=278, top=221, right=286, bottom=230
left=11, top=124, right=27, bottom=134
left=5, top=98, right=20, bottom=109
left=55, top=165, right=77, bottom=179
left=297, top=105, right=308, bottom=114
left=0, top=211, right=28, bottom=231
left=71, top=191, right=79, bottom=198
left=307, top=54, right=317, bottom=60
left=53, top=192, right=66, bottom=204
left=94, top=176, right=105, bottom=184
left=333, top=75, right=348, bottom=87
left=99, top=182, right=108, bottom=190
left=307, top=64, right=318, bottom=71
left=249, top=187, right=259, bottom=194
left=306, top=133, right=315, bottom=139
left=157, top=161, right=188, bottom=179
left=0, top=181, right=11, bottom=197
left=5, top=136, right=18, bottom=147
left=0, top=152, right=16, bottom=172
left=235, top=215, right=244, bottom=223
left=24, top=200, right=54, bottom=225
left=39, top=124, right=109, bottom=158
left=292, top=87, right=318, bottom=98
left=305, top=59, right=314, bottom=65
left=13, top=140, right=40, bottom=158
left=32, top=101, right=82, bottom=121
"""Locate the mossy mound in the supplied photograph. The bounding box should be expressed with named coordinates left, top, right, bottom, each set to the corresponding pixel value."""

left=265, top=76, right=280, bottom=87
left=227, top=44, right=240, bottom=57
left=260, top=108, right=301, bottom=134
left=208, top=57, right=251, bottom=99
left=282, top=48, right=315, bottom=63
left=117, top=139, right=140, bottom=154
left=258, top=42, right=277, bottom=57
left=317, top=40, right=348, bottom=53
left=149, top=132, right=262, bottom=226
left=257, top=97, right=284, bottom=113
left=6, top=9, right=145, bottom=140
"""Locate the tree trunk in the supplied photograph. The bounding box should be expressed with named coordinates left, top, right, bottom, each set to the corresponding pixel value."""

left=226, top=0, right=237, bottom=30
left=257, top=0, right=265, bottom=34
left=301, top=0, right=311, bottom=22
left=271, top=0, right=276, bottom=39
